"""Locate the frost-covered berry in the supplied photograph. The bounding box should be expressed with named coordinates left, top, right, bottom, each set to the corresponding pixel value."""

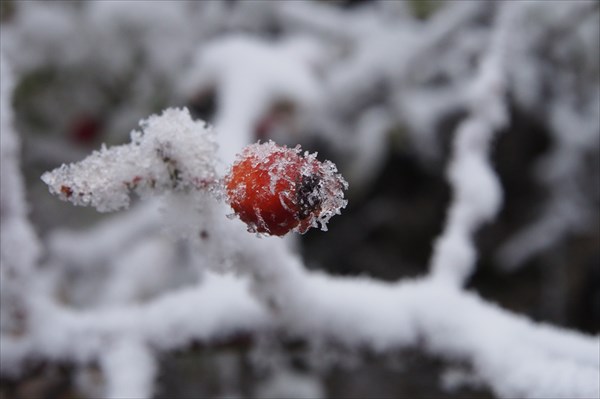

left=225, top=141, right=348, bottom=236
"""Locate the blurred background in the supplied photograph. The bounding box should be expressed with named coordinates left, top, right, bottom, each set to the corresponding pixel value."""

left=1, top=0, right=598, bottom=398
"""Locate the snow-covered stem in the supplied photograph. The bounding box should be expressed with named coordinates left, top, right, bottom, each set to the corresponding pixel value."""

left=0, top=275, right=269, bottom=373
left=180, top=35, right=324, bottom=168
left=0, top=52, right=41, bottom=336
left=40, top=108, right=218, bottom=213
left=428, top=2, right=518, bottom=286
left=46, top=200, right=162, bottom=268
left=204, top=201, right=600, bottom=399
left=2, top=269, right=597, bottom=398
left=100, top=338, right=156, bottom=399
left=496, top=0, right=600, bottom=270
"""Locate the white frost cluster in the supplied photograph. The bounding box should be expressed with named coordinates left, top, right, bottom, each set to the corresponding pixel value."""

left=180, top=35, right=325, bottom=168
left=428, top=2, right=513, bottom=286
left=0, top=52, right=41, bottom=335
left=41, top=108, right=217, bottom=212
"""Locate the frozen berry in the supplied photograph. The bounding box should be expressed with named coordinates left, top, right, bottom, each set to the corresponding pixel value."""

left=225, top=141, right=348, bottom=236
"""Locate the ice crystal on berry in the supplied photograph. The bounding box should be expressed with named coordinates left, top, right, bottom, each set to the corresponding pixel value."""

left=224, top=141, right=348, bottom=236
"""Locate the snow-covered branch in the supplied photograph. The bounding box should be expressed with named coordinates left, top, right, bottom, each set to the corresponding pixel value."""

left=1, top=1, right=598, bottom=398
left=2, top=267, right=597, bottom=398
left=427, top=2, right=516, bottom=285
left=41, top=108, right=218, bottom=212
left=0, top=52, right=41, bottom=336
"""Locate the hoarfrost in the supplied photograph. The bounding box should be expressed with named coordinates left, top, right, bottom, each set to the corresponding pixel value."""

left=1, top=1, right=599, bottom=398
left=0, top=52, right=41, bottom=338
left=41, top=108, right=218, bottom=212
left=180, top=35, right=325, bottom=168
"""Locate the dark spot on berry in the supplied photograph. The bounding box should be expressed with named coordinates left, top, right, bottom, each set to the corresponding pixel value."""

left=297, top=174, right=322, bottom=220
left=199, top=230, right=209, bottom=240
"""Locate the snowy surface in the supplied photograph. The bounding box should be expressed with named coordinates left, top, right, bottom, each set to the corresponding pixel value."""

left=41, top=108, right=217, bottom=212
left=1, top=1, right=599, bottom=398
left=180, top=35, right=325, bottom=169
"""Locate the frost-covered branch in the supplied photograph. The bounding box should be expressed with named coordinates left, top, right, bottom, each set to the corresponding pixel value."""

left=428, top=2, right=518, bottom=285
left=496, top=1, right=600, bottom=270
left=100, top=338, right=156, bottom=399
left=189, top=196, right=600, bottom=399
left=29, top=82, right=600, bottom=399
left=180, top=35, right=324, bottom=167
left=41, top=108, right=218, bottom=212
left=46, top=200, right=161, bottom=267
left=0, top=53, right=41, bottom=336
left=3, top=266, right=597, bottom=398
left=0, top=275, right=268, bottom=375
left=2, top=1, right=598, bottom=398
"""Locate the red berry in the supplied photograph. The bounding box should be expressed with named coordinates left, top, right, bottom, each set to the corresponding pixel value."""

left=225, top=141, right=348, bottom=236
left=70, top=115, right=102, bottom=146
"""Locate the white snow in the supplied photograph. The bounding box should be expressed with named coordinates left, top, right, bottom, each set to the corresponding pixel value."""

left=1, top=1, right=598, bottom=398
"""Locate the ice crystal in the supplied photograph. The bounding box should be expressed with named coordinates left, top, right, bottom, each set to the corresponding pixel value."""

left=41, top=108, right=217, bottom=212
